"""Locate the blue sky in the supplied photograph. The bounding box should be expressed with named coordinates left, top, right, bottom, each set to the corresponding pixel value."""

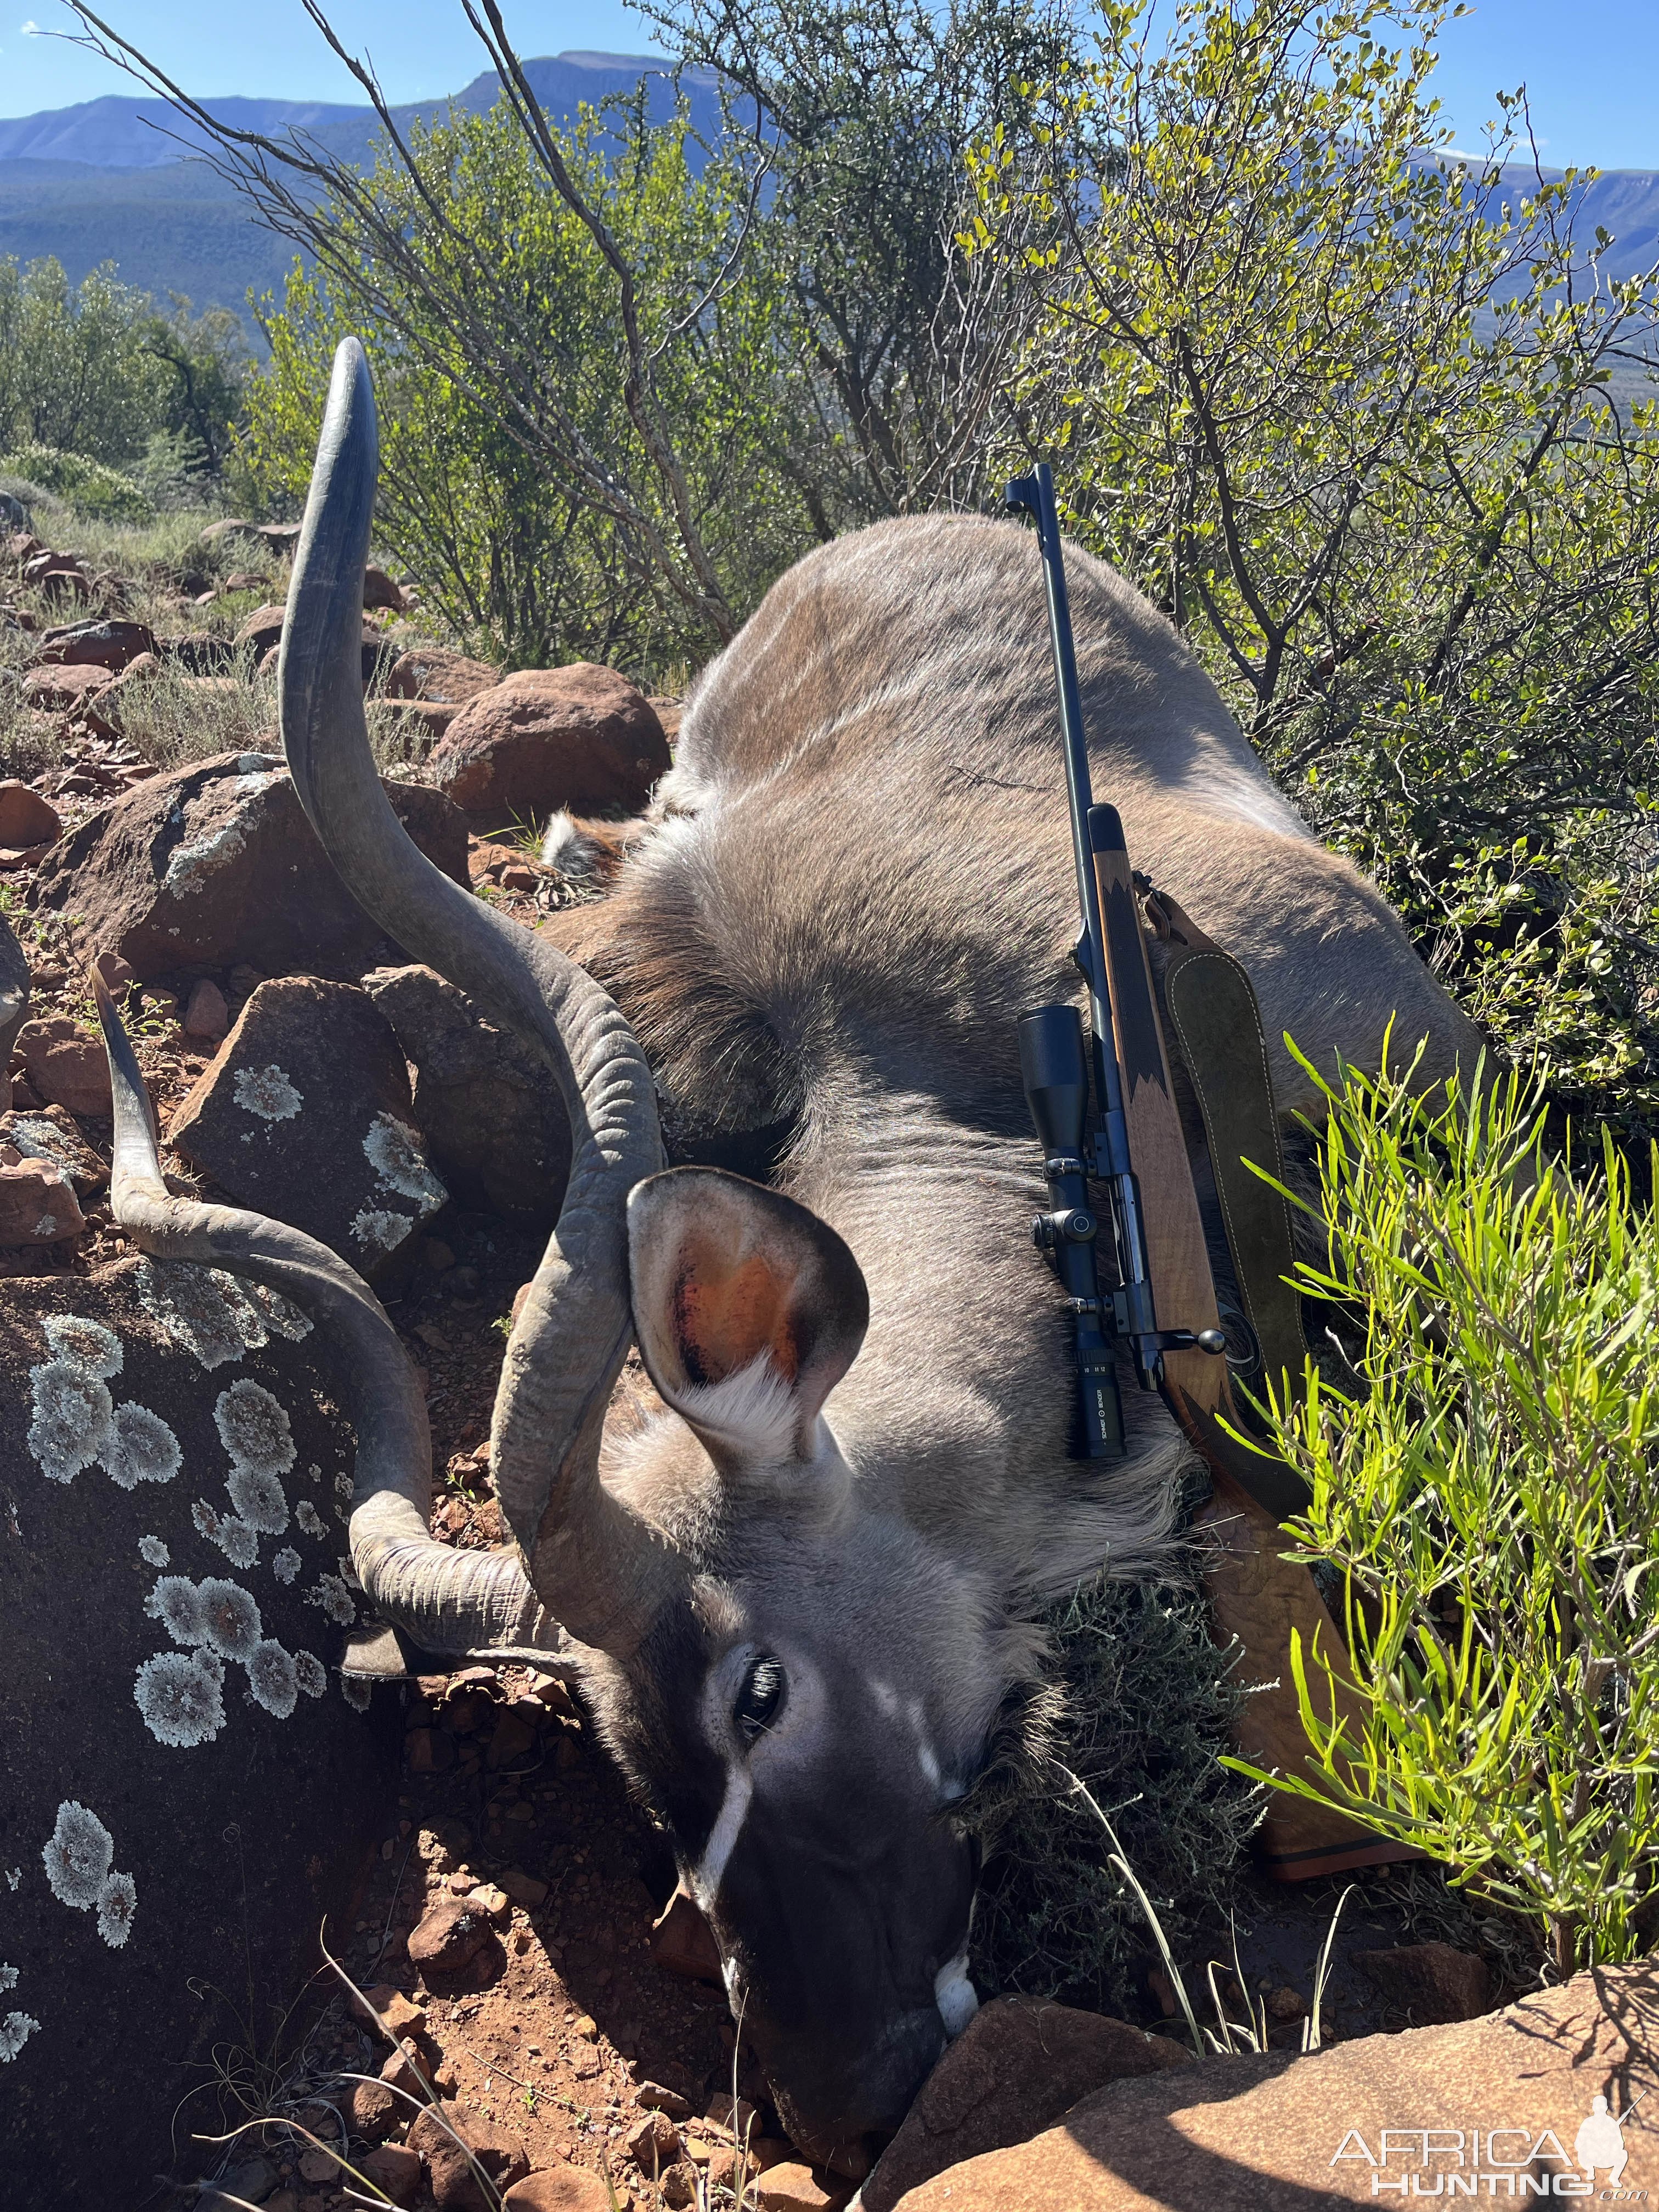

left=2, top=0, right=1657, bottom=170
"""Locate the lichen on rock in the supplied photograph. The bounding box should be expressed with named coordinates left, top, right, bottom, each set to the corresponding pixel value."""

left=102, top=1402, right=182, bottom=1489
left=133, top=1649, right=227, bottom=1748
left=42, top=1801, right=112, bottom=1910
left=27, top=1361, right=114, bottom=1483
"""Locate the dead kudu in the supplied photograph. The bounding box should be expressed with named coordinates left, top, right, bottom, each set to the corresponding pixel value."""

left=100, top=339, right=1482, bottom=2174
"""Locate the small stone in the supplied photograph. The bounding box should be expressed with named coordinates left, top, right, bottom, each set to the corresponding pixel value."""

left=753, top=2164, right=851, bottom=2212
left=636, top=2081, right=691, bottom=2122
left=0, top=1158, right=85, bottom=1243
left=183, top=978, right=229, bottom=1038
left=1352, top=1941, right=1493, bottom=2025
left=15, top=1016, right=112, bottom=1118
left=500, top=864, right=538, bottom=891
left=408, top=2101, right=528, bottom=2212
left=498, top=1868, right=549, bottom=1910
left=705, top=2090, right=759, bottom=2141
left=661, top=2166, right=697, bottom=2209
left=380, top=2042, right=425, bottom=2095
left=625, top=2111, right=681, bottom=2171
left=572, top=2014, right=597, bottom=2041
left=297, top=2148, right=340, bottom=2183
left=501, top=2171, right=614, bottom=2212
left=357, top=2143, right=422, bottom=2206
left=350, top=2078, right=399, bottom=2140
left=651, top=1888, right=724, bottom=1985
left=0, top=780, right=61, bottom=848
left=406, top=1726, right=456, bottom=1774
left=487, top=1708, right=538, bottom=1768
left=422, top=1236, right=456, bottom=1272
left=1267, top=1984, right=1308, bottom=2021
left=406, top=1894, right=494, bottom=1973
left=465, top=1882, right=511, bottom=1925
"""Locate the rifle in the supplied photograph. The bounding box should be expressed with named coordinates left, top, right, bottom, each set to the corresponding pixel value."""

left=1007, top=463, right=1226, bottom=1458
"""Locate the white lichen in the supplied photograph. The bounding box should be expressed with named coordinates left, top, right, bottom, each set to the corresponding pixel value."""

left=334, top=1474, right=354, bottom=1502
left=192, top=1500, right=261, bottom=1567
left=136, top=1260, right=263, bottom=1369
left=215, top=1378, right=296, bottom=1476
left=341, top=1673, right=372, bottom=1712
left=0, top=2012, right=39, bottom=2064
left=363, top=1113, right=447, bottom=1209
left=139, top=1534, right=170, bottom=1567
left=294, top=1500, right=325, bottom=1539
left=3, top=1871, right=18, bottom=1892
left=42, top=1801, right=112, bottom=1909
left=272, top=1548, right=301, bottom=1584
left=101, top=1402, right=182, bottom=1489
left=247, top=1281, right=312, bottom=1340
left=95, top=1871, right=137, bottom=1949
left=145, top=1576, right=208, bottom=1647
left=247, top=1640, right=298, bottom=1719
left=225, top=1461, right=287, bottom=1534
left=232, top=1065, right=301, bottom=1121
left=26, top=1362, right=114, bottom=1483
left=134, top=1650, right=226, bottom=1748
left=197, top=1577, right=262, bottom=1661
left=0, top=1968, right=13, bottom=1993
left=304, top=1574, right=356, bottom=1627
left=42, top=1314, right=122, bottom=1378
left=351, top=1207, right=413, bottom=1256
left=293, top=1652, right=326, bottom=1699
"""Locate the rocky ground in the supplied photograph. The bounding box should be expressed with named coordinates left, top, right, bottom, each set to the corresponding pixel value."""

left=0, top=517, right=1567, bottom=2212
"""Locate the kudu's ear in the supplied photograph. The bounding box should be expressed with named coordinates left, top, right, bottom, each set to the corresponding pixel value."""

left=626, top=1168, right=868, bottom=1469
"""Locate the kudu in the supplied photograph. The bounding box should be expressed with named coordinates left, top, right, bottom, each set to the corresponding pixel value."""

left=101, top=338, right=1482, bottom=2174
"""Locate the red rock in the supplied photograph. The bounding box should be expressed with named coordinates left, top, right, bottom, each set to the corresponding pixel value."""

left=627, top=2110, right=682, bottom=2170
left=357, top=2143, right=422, bottom=2205
left=349, top=2077, right=399, bottom=2140
left=754, top=2165, right=851, bottom=2211
left=182, top=979, right=229, bottom=1039
left=168, top=978, right=448, bottom=1281
left=405, top=1895, right=495, bottom=1974
left=408, top=2102, right=528, bottom=2212
left=387, top=648, right=499, bottom=705
left=15, top=1017, right=112, bottom=1118
left=885, top=1962, right=1659, bottom=2209
left=486, top=1707, right=537, bottom=1768
left=0, top=782, right=60, bottom=848
left=31, top=752, right=469, bottom=984
left=501, top=2171, right=613, bottom=2211
left=362, top=564, right=407, bottom=611
left=0, top=1102, right=108, bottom=1194
left=22, top=663, right=113, bottom=714
left=497, top=1867, right=548, bottom=1910
left=362, top=964, right=569, bottom=1229
left=430, top=663, right=670, bottom=828
left=637, top=2081, right=691, bottom=2121
left=38, top=617, right=156, bottom=672
left=405, top=1725, right=456, bottom=1774
left=0, top=1158, right=85, bottom=1243
left=650, top=1886, right=724, bottom=1985
left=232, top=602, right=290, bottom=656
left=1351, top=1940, right=1492, bottom=2025
left=860, top=1997, right=1190, bottom=2212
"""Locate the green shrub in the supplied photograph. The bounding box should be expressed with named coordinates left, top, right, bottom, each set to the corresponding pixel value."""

left=968, top=1569, right=1262, bottom=2011
left=1239, top=1043, right=1659, bottom=1976
left=0, top=442, right=151, bottom=523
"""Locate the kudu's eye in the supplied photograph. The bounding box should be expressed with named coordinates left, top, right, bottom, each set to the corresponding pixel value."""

left=734, top=1655, right=787, bottom=1745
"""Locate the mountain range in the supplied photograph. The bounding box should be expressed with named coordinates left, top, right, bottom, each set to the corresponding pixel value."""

left=1, top=57, right=1656, bottom=340
left=0, top=53, right=721, bottom=324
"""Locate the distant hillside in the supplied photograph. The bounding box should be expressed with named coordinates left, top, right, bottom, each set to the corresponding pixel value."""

left=0, top=53, right=720, bottom=326
left=1, top=60, right=1656, bottom=353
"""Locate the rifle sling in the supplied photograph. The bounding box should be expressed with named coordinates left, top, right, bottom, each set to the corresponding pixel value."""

left=1131, top=885, right=1312, bottom=1517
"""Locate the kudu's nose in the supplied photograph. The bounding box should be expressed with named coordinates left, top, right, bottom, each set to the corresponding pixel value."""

left=766, top=1999, right=947, bottom=2179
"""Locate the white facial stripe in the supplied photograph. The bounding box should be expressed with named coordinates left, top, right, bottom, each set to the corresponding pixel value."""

left=935, top=1954, right=979, bottom=2039
left=692, top=1757, right=754, bottom=1912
